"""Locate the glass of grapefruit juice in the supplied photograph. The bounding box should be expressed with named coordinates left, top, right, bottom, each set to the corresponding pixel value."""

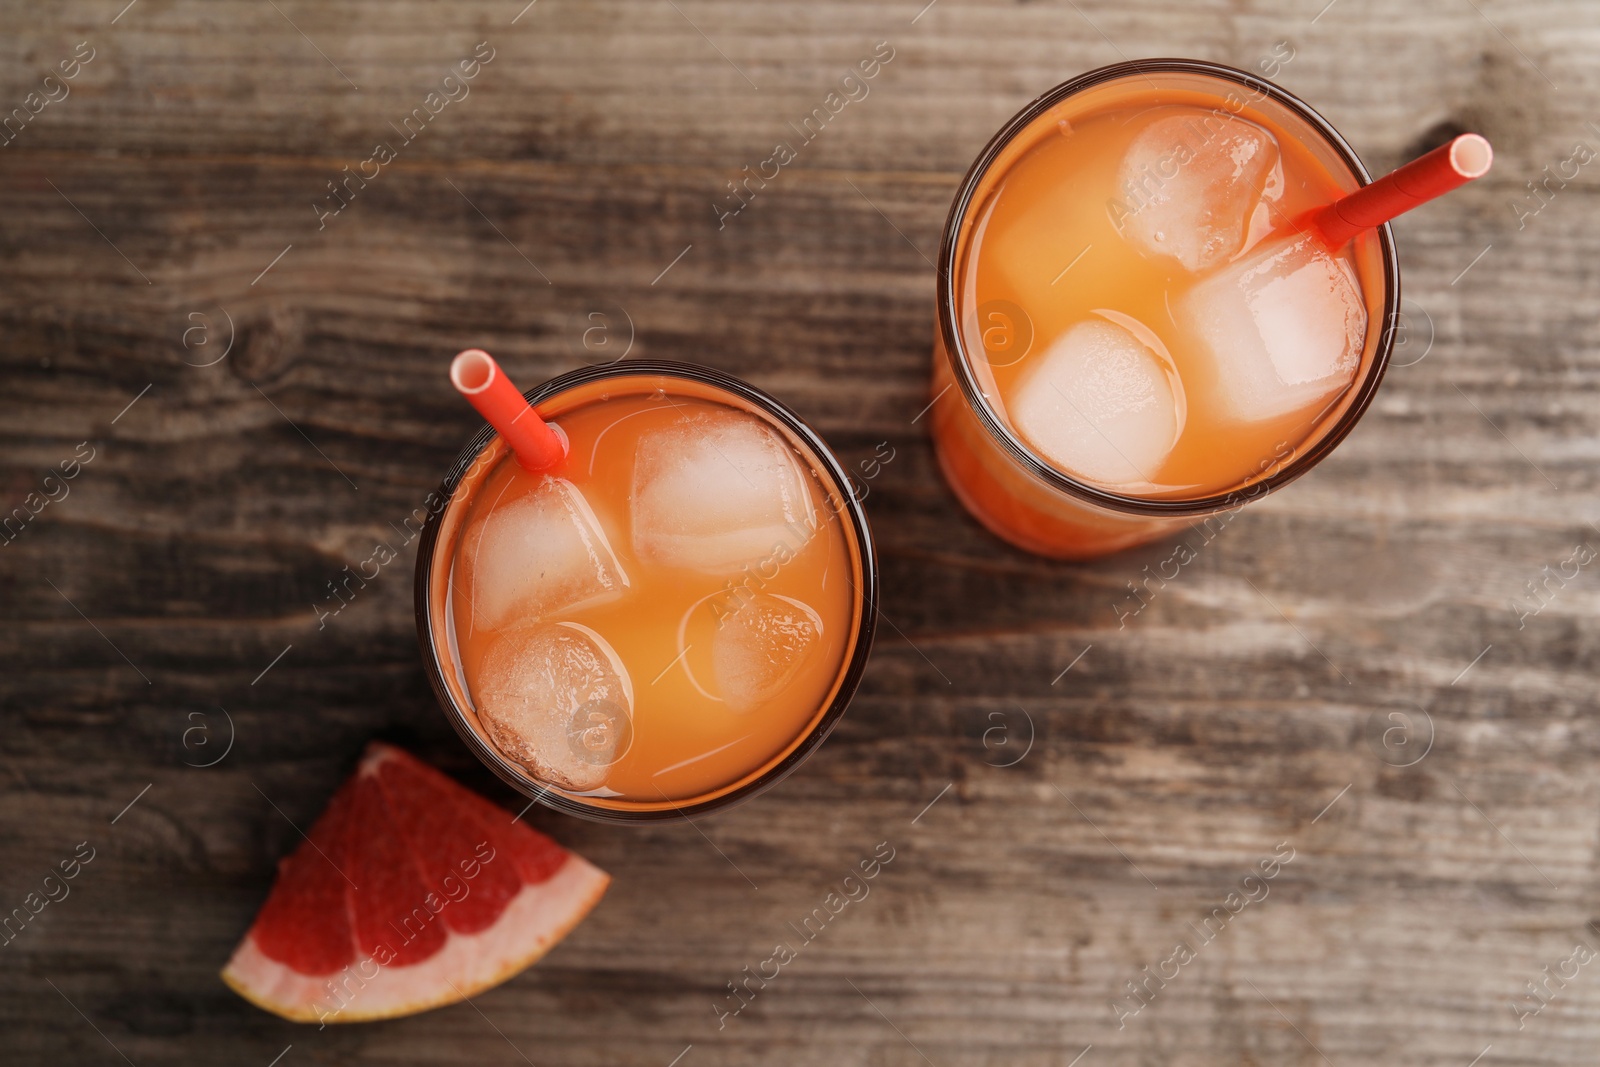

left=417, top=360, right=877, bottom=822
left=931, top=59, right=1401, bottom=559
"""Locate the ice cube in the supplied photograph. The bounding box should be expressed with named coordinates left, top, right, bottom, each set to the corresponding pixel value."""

left=632, top=409, right=815, bottom=574
left=476, top=622, right=634, bottom=792
left=461, top=477, right=627, bottom=631
left=1174, top=233, right=1367, bottom=423
left=712, top=593, right=822, bottom=713
left=1008, top=319, right=1181, bottom=486
left=1115, top=111, right=1282, bottom=273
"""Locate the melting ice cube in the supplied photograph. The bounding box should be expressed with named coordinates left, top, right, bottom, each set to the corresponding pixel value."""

left=1115, top=110, right=1282, bottom=273
left=461, top=477, right=627, bottom=631
left=1008, top=319, right=1181, bottom=487
left=476, top=622, right=634, bottom=792
left=712, top=593, right=822, bottom=713
left=632, top=409, right=815, bottom=574
left=1174, top=233, right=1367, bottom=424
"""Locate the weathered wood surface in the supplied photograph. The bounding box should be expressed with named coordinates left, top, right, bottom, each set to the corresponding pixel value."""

left=3, top=1, right=1599, bottom=1064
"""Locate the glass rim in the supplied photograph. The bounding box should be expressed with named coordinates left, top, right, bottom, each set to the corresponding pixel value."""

left=413, top=358, right=880, bottom=824
left=935, top=57, right=1403, bottom=518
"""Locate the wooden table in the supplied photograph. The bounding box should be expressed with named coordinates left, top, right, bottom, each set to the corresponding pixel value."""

left=3, top=2, right=1597, bottom=1064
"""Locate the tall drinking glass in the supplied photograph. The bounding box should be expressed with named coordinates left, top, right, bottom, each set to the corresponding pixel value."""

left=931, top=60, right=1400, bottom=559
left=416, top=361, right=877, bottom=822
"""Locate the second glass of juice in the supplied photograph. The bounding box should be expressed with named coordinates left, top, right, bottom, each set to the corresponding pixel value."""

left=931, top=60, right=1400, bottom=558
left=417, top=361, right=877, bottom=821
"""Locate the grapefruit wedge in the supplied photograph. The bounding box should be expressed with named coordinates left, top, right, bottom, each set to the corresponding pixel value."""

left=223, top=742, right=609, bottom=1023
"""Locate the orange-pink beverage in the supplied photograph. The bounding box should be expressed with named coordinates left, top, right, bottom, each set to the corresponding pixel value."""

left=932, top=61, right=1398, bottom=558
left=419, top=363, right=876, bottom=821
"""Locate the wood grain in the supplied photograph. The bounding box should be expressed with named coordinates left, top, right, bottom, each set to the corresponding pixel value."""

left=3, top=1, right=1599, bottom=1064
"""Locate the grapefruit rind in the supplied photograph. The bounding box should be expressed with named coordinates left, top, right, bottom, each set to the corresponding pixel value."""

left=221, top=853, right=608, bottom=1023
left=221, top=742, right=610, bottom=1024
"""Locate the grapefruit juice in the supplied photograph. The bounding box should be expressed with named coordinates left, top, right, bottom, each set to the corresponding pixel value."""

left=932, top=63, right=1396, bottom=558
left=420, top=365, right=874, bottom=819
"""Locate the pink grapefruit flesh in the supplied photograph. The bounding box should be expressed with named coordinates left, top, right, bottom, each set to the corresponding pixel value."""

left=222, top=742, right=609, bottom=1023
